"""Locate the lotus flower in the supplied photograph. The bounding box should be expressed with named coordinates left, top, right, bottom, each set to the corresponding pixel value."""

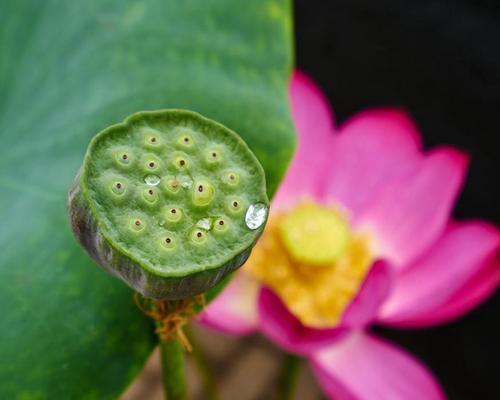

left=201, top=71, right=499, bottom=399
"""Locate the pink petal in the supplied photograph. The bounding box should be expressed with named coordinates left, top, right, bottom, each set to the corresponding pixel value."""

left=405, top=258, right=499, bottom=327
left=311, top=331, right=445, bottom=400
left=323, top=108, right=423, bottom=218
left=342, top=260, right=393, bottom=328
left=199, top=272, right=259, bottom=335
left=273, top=70, right=336, bottom=209
left=356, top=147, right=469, bottom=268
left=257, top=287, right=347, bottom=355
left=379, top=221, right=499, bottom=327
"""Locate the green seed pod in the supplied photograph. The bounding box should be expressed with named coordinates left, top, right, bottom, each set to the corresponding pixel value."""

left=68, top=109, right=269, bottom=299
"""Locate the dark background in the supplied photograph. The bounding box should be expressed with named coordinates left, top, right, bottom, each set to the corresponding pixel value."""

left=294, top=1, right=499, bottom=399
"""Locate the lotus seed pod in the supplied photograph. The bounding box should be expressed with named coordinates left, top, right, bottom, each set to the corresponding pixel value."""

left=68, top=109, right=269, bottom=299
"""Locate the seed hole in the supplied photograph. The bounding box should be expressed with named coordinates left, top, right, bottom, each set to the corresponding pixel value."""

left=212, top=152, right=217, bottom=158
left=148, top=189, right=153, bottom=195
left=122, top=154, right=128, bottom=160
left=198, top=185, right=203, bottom=192
left=171, top=209, right=176, bottom=214
left=165, top=237, right=171, bottom=244
left=184, top=137, right=189, bottom=143
left=164, top=178, right=181, bottom=195
left=150, top=137, right=157, bottom=143
left=214, top=217, right=228, bottom=232
left=233, top=201, right=239, bottom=208
left=196, top=232, right=202, bottom=238
left=179, top=159, right=185, bottom=166
left=135, top=220, right=141, bottom=226
left=149, top=162, right=155, bottom=168
left=116, top=182, right=122, bottom=189
left=223, top=171, right=240, bottom=186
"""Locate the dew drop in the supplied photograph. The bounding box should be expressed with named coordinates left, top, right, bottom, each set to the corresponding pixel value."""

left=245, top=203, right=268, bottom=230
left=179, top=176, right=193, bottom=189
left=196, top=218, right=212, bottom=231
left=144, top=175, right=160, bottom=186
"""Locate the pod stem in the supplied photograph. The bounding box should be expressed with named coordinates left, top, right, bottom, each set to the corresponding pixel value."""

left=134, top=293, right=205, bottom=350
left=134, top=293, right=206, bottom=399
left=160, top=337, right=187, bottom=400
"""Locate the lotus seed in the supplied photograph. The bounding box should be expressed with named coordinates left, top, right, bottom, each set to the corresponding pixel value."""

left=129, top=218, right=146, bottom=233
left=192, top=180, right=215, bottom=207
left=160, top=235, right=176, bottom=250
left=141, top=187, right=159, bottom=205
left=225, top=196, right=246, bottom=215
left=213, top=217, right=229, bottom=233
left=111, top=181, right=126, bottom=196
left=177, top=134, right=193, bottom=148
left=115, top=151, right=132, bottom=167
left=162, top=177, right=181, bottom=195
left=173, top=154, right=189, bottom=170
left=190, top=229, right=207, bottom=245
left=222, top=171, right=240, bottom=187
left=164, top=206, right=183, bottom=223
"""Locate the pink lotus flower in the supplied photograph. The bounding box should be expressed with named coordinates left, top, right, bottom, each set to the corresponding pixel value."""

left=201, top=71, right=500, bottom=399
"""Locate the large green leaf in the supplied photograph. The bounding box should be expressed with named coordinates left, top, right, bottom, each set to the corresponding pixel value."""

left=0, top=1, right=295, bottom=398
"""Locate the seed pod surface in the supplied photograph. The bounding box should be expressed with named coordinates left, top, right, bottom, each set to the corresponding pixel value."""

left=68, top=109, right=268, bottom=299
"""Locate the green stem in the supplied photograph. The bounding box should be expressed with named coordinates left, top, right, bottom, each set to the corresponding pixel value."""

left=185, top=325, right=219, bottom=400
left=160, top=338, right=187, bottom=400
left=276, top=353, right=302, bottom=400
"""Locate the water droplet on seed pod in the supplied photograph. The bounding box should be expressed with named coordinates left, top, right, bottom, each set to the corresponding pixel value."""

left=245, top=203, right=268, bottom=230
left=144, top=175, right=161, bottom=186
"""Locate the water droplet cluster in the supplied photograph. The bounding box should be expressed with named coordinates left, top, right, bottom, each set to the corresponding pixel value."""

left=84, top=111, right=268, bottom=275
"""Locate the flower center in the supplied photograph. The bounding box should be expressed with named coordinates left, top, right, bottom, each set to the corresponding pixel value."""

left=279, top=203, right=350, bottom=265
left=245, top=202, right=373, bottom=328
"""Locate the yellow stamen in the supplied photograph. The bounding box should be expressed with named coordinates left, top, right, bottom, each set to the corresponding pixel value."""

left=245, top=202, right=373, bottom=328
